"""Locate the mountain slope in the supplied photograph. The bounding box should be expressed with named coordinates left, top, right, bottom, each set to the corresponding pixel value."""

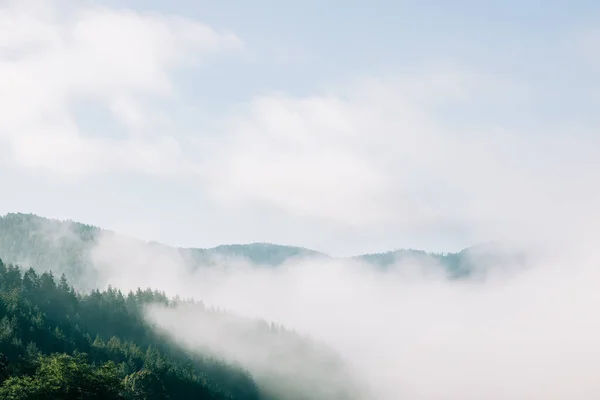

left=0, top=213, right=326, bottom=289
left=0, top=213, right=528, bottom=289
left=0, top=259, right=366, bottom=399
left=0, top=259, right=261, bottom=399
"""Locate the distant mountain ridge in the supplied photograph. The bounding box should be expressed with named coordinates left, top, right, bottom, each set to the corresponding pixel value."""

left=0, top=213, right=528, bottom=290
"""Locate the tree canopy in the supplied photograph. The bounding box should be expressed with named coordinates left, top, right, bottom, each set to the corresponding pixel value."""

left=0, top=258, right=260, bottom=399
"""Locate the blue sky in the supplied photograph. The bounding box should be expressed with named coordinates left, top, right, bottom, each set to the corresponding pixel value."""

left=1, top=0, right=599, bottom=255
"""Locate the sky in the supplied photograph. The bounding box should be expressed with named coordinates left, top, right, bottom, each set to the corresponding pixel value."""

left=1, top=0, right=600, bottom=256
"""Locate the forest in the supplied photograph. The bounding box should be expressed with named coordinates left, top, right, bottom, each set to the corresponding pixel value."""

left=0, top=257, right=263, bottom=399
left=0, top=256, right=366, bottom=400
left=0, top=213, right=524, bottom=399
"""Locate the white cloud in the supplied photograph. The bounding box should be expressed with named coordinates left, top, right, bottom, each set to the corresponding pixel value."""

left=196, top=70, right=600, bottom=239
left=0, top=0, right=241, bottom=176
left=3, top=0, right=599, bottom=244
left=196, top=74, right=459, bottom=227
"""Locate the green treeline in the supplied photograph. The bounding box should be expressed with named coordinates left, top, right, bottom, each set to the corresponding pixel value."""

left=0, top=258, right=260, bottom=399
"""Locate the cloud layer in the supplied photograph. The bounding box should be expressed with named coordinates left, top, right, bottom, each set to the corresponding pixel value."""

left=3, top=1, right=600, bottom=246
left=197, top=73, right=600, bottom=242
left=0, top=0, right=240, bottom=176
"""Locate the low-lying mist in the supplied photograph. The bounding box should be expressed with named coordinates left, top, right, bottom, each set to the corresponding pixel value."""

left=86, top=231, right=600, bottom=399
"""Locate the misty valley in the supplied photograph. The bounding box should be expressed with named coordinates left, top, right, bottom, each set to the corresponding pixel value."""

left=0, top=213, right=529, bottom=399
left=2, top=0, right=599, bottom=397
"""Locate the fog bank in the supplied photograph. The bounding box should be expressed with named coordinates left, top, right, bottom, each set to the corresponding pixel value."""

left=95, top=236, right=600, bottom=399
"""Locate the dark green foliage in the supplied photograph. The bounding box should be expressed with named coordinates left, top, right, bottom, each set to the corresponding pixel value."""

left=0, top=259, right=260, bottom=400
left=0, top=353, right=8, bottom=384
left=0, top=353, right=123, bottom=399
left=0, top=257, right=370, bottom=400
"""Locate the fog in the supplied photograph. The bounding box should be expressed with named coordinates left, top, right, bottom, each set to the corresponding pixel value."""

left=7, top=166, right=600, bottom=399
left=82, top=230, right=600, bottom=399
left=3, top=0, right=600, bottom=398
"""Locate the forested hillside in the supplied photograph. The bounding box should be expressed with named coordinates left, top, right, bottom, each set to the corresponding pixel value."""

left=0, top=258, right=261, bottom=399
left=0, top=213, right=533, bottom=399
left=0, top=258, right=365, bottom=400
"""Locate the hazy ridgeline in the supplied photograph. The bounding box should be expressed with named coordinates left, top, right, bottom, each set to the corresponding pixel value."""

left=5, top=212, right=600, bottom=399
left=0, top=213, right=523, bottom=292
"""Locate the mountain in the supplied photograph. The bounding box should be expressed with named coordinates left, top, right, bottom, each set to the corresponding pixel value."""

left=0, top=212, right=531, bottom=399
left=0, top=213, right=529, bottom=290
left=0, top=213, right=327, bottom=290
left=0, top=259, right=365, bottom=400
left=207, top=243, right=326, bottom=266
left=0, top=259, right=261, bottom=399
